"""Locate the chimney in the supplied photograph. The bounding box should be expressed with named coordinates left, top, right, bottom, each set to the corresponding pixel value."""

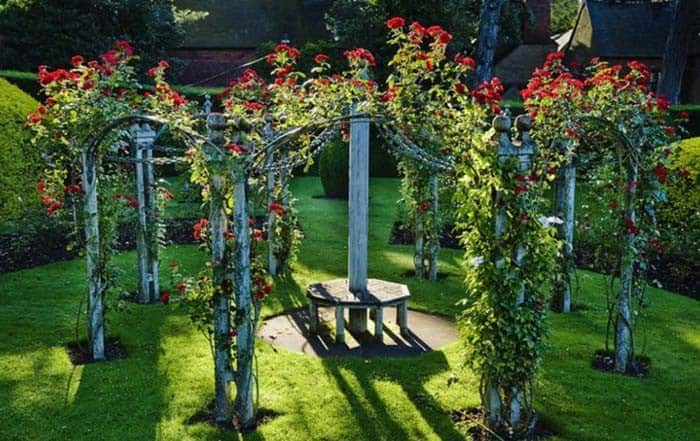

left=524, top=0, right=552, bottom=44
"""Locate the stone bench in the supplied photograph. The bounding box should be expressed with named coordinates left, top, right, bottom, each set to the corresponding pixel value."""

left=307, top=278, right=411, bottom=344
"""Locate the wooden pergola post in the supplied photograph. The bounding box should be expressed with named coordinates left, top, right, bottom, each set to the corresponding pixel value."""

left=347, top=103, right=370, bottom=333
left=552, top=139, right=576, bottom=313
left=81, top=148, right=105, bottom=361
left=206, top=114, right=234, bottom=424
left=131, top=124, right=158, bottom=303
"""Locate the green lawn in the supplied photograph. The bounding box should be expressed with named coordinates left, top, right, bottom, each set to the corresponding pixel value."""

left=0, top=177, right=698, bottom=441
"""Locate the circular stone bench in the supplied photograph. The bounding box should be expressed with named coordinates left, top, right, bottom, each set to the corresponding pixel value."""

left=306, top=278, right=410, bottom=344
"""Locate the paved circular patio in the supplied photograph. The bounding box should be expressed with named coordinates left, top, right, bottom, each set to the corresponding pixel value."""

left=259, top=307, right=458, bottom=357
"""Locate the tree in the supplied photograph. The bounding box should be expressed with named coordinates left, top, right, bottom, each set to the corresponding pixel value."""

left=474, top=0, right=505, bottom=83
left=657, top=0, right=698, bottom=104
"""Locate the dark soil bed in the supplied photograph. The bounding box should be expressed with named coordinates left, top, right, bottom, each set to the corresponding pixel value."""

left=0, top=216, right=273, bottom=274
left=389, top=221, right=699, bottom=300
left=389, top=221, right=461, bottom=249
left=451, top=407, right=555, bottom=440
left=591, top=349, right=651, bottom=377
left=186, top=401, right=279, bottom=433
left=66, top=337, right=128, bottom=365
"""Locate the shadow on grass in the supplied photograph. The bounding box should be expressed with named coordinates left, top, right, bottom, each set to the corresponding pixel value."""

left=320, top=351, right=466, bottom=441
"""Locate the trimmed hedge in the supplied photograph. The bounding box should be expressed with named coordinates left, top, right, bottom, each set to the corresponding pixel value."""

left=319, top=134, right=349, bottom=198
left=0, top=78, right=41, bottom=219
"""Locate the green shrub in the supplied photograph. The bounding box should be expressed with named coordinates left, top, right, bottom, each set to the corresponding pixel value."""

left=319, top=134, right=349, bottom=198
left=0, top=78, right=41, bottom=219
left=655, top=137, right=700, bottom=295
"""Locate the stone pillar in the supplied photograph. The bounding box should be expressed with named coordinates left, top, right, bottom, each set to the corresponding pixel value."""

left=348, top=104, right=370, bottom=333
left=552, top=139, right=576, bottom=313
left=206, top=114, right=233, bottom=424
left=81, top=148, right=105, bottom=361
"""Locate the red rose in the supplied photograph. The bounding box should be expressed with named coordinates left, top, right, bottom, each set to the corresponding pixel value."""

left=227, top=143, right=248, bottom=154
left=177, top=283, right=187, bottom=293
left=664, top=127, right=676, bottom=136
left=455, top=83, right=465, bottom=95
left=314, top=54, right=329, bottom=64
left=625, top=219, right=638, bottom=235
left=71, top=55, right=84, bottom=67
left=147, top=68, right=157, bottom=77
left=36, top=181, right=46, bottom=192
left=160, top=291, right=170, bottom=304
left=654, top=165, right=668, bottom=184
left=418, top=202, right=430, bottom=212
left=253, top=229, right=263, bottom=241
left=158, top=60, right=170, bottom=69
left=386, top=17, right=405, bottom=29
left=679, top=111, right=690, bottom=119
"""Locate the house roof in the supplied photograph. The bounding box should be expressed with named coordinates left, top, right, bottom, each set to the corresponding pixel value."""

left=568, top=1, right=683, bottom=59
left=174, top=0, right=332, bottom=48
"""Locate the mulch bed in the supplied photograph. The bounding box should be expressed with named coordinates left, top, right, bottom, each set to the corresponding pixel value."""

left=451, top=407, right=554, bottom=441
left=591, top=349, right=651, bottom=378
left=65, top=337, right=128, bottom=365
left=186, top=401, right=279, bottom=433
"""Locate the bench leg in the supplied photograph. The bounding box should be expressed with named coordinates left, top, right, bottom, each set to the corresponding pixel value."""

left=348, top=308, right=368, bottom=333
left=335, top=306, right=345, bottom=344
left=374, top=307, right=383, bottom=343
left=308, top=302, right=318, bottom=334
left=397, top=302, right=408, bottom=336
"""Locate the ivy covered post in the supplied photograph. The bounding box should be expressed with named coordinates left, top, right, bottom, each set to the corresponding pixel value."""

left=81, top=147, right=105, bottom=361
left=206, top=113, right=234, bottom=423
left=459, top=112, right=557, bottom=438
left=347, top=103, right=370, bottom=332
left=616, top=153, right=639, bottom=373
left=551, top=139, right=576, bottom=313
left=131, top=123, right=159, bottom=303
left=491, top=114, right=536, bottom=427
left=231, top=131, right=255, bottom=429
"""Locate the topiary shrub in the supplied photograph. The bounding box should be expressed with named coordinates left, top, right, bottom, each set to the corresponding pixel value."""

left=0, top=78, right=41, bottom=219
left=319, top=134, right=349, bottom=198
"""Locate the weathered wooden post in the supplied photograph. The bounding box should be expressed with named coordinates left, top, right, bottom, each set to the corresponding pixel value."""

left=264, top=115, right=279, bottom=276
left=231, top=134, right=255, bottom=430
left=144, top=127, right=159, bottom=302
left=206, top=113, right=234, bottom=423
left=428, top=173, right=440, bottom=281
left=347, top=103, right=370, bottom=333
left=414, top=209, right=425, bottom=279
left=616, top=158, right=638, bottom=373
left=81, top=148, right=105, bottom=361
left=131, top=124, right=158, bottom=303
left=487, top=113, right=536, bottom=429
left=552, top=139, right=576, bottom=313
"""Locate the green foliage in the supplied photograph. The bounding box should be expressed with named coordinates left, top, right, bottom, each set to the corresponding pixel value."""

left=0, top=78, right=41, bottom=218
left=319, top=134, right=349, bottom=198
left=0, top=0, right=185, bottom=75
left=325, top=0, right=526, bottom=81
left=657, top=137, right=700, bottom=293
left=551, top=0, right=580, bottom=34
